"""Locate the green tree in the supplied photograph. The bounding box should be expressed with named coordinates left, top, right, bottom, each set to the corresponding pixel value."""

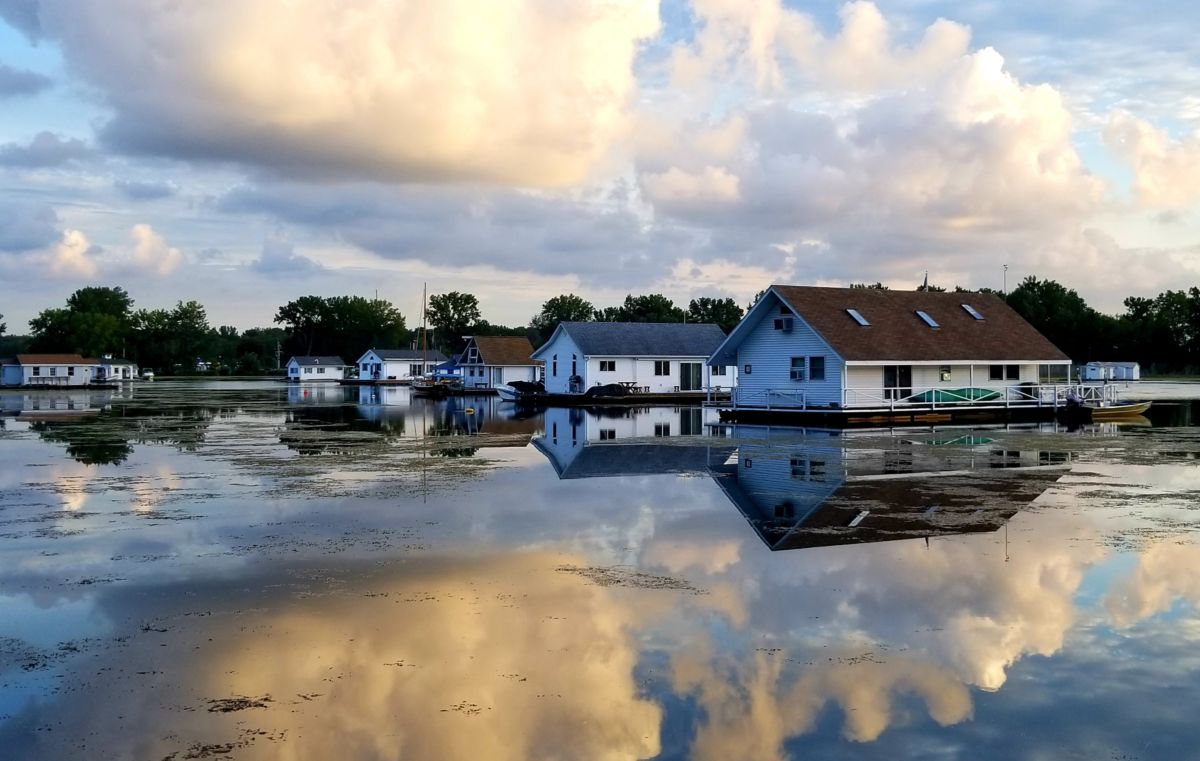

left=0, top=312, right=5, bottom=335
left=593, top=306, right=624, bottom=321
left=275, top=295, right=329, bottom=355
left=687, top=297, right=744, bottom=333
left=531, top=294, right=594, bottom=343
left=1006, top=276, right=1117, bottom=364
left=29, top=286, right=134, bottom=356
left=606, top=294, right=685, bottom=323
left=169, top=300, right=212, bottom=367
left=850, top=282, right=889, bottom=290
left=322, top=296, right=408, bottom=362
left=427, top=291, right=481, bottom=352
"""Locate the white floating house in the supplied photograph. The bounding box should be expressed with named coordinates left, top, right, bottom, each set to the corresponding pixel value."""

left=458, top=336, right=539, bottom=390
left=356, top=348, right=448, bottom=382
left=709, top=285, right=1072, bottom=410
left=0, top=354, right=98, bottom=387
left=1083, top=361, right=1140, bottom=381
left=96, top=355, right=138, bottom=382
left=530, top=322, right=734, bottom=394
left=285, top=355, right=348, bottom=382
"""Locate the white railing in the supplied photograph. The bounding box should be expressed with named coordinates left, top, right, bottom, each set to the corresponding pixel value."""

left=730, top=383, right=1118, bottom=410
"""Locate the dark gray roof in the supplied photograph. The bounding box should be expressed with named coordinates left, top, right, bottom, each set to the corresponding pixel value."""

left=368, top=348, right=447, bottom=362
left=289, top=356, right=347, bottom=366
left=546, top=322, right=727, bottom=358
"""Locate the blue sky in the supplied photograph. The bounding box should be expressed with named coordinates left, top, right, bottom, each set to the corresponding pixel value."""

left=1, top=0, right=1199, bottom=330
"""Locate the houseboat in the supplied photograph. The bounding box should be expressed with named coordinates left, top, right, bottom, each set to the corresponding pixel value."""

left=457, top=336, right=539, bottom=392
left=285, top=355, right=348, bottom=382
left=354, top=348, right=448, bottom=384
left=709, top=285, right=1097, bottom=425
left=96, top=355, right=138, bottom=382
left=1, top=354, right=99, bottom=387
left=528, top=322, right=734, bottom=403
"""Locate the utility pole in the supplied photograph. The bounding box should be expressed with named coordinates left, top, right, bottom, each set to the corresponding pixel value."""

left=275, top=340, right=281, bottom=370
left=1003, top=264, right=1008, bottom=295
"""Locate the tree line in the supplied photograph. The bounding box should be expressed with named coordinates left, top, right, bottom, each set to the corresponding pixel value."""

left=2, top=279, right=1197, bottom=375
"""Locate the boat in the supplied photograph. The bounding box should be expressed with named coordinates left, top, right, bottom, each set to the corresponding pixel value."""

left=495, top=384, right=521, bottom=402
left=411, top=376, right=463, bottom=398
left=1086, top=400, right=1152, bottom=419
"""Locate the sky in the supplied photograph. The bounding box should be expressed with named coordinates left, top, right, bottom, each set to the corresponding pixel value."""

left=1, top=0, right=1200, bottom=331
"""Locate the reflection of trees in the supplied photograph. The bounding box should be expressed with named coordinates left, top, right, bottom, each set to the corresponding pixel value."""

left=279, top=407, right=405, bottom=456
left=30, top=421, right=135, bottom=465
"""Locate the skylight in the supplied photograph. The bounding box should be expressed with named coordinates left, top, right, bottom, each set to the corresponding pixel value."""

left=961, top=303, right=984, bottom=320
left=915, top=310, right=940, bottom=328
left=846, top=308, right=870, bottom=326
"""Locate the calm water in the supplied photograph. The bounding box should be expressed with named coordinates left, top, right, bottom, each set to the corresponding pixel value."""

left=2, top=380, right=1200, bottom=760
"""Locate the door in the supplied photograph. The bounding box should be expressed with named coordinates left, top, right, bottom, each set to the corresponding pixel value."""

left=883, top=365, right=912, bottom=400
left=679, top=362, right=702, bottom=391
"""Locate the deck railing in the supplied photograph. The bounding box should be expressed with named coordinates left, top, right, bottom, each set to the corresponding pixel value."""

left=729, top=383, right=1118, bottom=411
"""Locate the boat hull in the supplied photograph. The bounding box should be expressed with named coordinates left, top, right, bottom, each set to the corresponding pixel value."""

left=1087, top=401, right=1152, bottom=419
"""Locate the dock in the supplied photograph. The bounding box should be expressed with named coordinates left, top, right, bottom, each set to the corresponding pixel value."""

left=511, top=390, right=730, bottom=407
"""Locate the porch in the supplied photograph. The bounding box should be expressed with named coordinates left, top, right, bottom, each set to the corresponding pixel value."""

left=722, top=383, right=1119, bottom=412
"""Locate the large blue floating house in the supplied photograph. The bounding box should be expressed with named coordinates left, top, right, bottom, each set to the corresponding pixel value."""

left=710, top=285, right=1087, bottom=423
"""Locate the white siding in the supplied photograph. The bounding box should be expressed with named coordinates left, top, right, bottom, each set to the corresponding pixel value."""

left=734, top=295, right=844, bottom=407
left=19, top=363, right=95, bottom=387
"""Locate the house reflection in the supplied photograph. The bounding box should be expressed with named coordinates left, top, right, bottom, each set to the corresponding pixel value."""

left=532, top=406, right=730, bottom=479
left=0, top=388, right=112, bottom=421
left=533, top=413, right=1071, bottom=551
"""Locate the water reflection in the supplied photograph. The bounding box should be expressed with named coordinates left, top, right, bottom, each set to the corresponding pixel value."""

left=4, top=382, right=1200, bottom=759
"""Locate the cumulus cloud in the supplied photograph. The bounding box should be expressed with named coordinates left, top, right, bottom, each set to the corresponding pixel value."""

left=28, top=0, right=660, bottom=186
left=129, top=223, right=183, bottom=275
left=638, top=2, right=1108, bottom=292
left=250, top=235, right=321, bottom=275
left=0, top=130, right=92, bottom=167
left=113, top=178, right=176, bottom=200
left=1105, top=110, right=1200, bottom=209
left=0, top=62, right=52, bottom=97
left=0, top=201, right=98, bottom=277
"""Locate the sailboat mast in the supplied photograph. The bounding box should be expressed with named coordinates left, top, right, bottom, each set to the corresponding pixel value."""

left=421, top=283, right=428, bottom=367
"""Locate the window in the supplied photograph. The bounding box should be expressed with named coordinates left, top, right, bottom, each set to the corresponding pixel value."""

left=599, top=360, right=615, bottom=372
left=775, top=501, right=796, bottom=519
left=654, top=423, right=671, bottom=437
left=940, top=366, right=952, bottom=382
left=552, top=354, right=557, bottom=376
left=1006, top=365, right=1020, bottom=380
left=810, top=459, right=826, bottom=481
left=654, top=361, right=670, bottom=376
left=809, top=356, right=825, bottom=381
left=915, top=310, right=939, bottom=328
left=790, top=456, right=804, bottom=478
left=743, top=364, right=752, bottom=375
left=989, top=365, right=1003, bottom=381
left=410, top=364, right=422, bottom=377
left=318, top=367, right=325, bottom=374
left=68, top=366, right=75, bottom=377
left=599, top=429, right=617, bottom=440
left=780, top=305, right=791, bottom=314
left=743, top=457, right=752, bottom=468
left=49, top=367, right=57, bottom=377
left=962, top=304, right=984, bottom=320
left=712, top=365, right=726, bottom=376
left=773, top=317, right=794, bottom=331
left=846, top=308, right=870, bottom=326
left=32, top=367, right=40, bottom=376
left=790, top=357, right=805, bottom=381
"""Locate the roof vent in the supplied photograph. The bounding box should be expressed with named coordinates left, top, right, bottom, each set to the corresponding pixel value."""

left=846, top=308, right=870, bottom=326
left=961, top=304, right=984, bottom=320
left=915, top=310, right=940, bottom=328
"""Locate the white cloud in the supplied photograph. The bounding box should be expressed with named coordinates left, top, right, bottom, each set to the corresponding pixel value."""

left=31, top=0, right=660, bottom=186
left=129, top=223, right=183, bottom=276
left=44, top=227, right=97, bottom=277
left=1105, top=110, right=1200, bottom=208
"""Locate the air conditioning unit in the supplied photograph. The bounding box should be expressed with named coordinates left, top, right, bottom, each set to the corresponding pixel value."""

left=773, top=317, right=794, bottom=332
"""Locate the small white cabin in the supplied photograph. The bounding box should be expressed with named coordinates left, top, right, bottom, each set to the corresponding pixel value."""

left=286, top=355, right=347, bottom=382
left=530, top=322, right=734, bottom=394
left=96, top=355, right=138, bottom=381
left=357, top=348, right=448, bottom=382
left=1083, top=361, right=1140, bottom=381
left=1, top=354, right=99, bottom=387
left=709, top=285, right=1072, bottom=410
left=458, top=336, right=539, bottom=390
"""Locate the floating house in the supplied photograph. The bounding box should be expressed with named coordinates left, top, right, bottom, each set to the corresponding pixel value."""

left=1, top=354, right=98, bottom=387
left=356, top=348, right=448, bottom=382
left=710, top=285, right=1076, bottom=420
left=285, top=355, right=348, bottom=382
left=96, top=355, right=138, bottom=382
left=1083, top=361, right=1140, bottom=381
left=458, top=336, right=539, bottom=390
left=530, top=322, right=734, bottom=395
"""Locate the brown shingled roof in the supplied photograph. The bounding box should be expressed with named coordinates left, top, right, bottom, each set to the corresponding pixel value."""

left=770, top=286, right=1069, bottom=362
left=472, top=336, right=538, bottom=366
left=16, top=354, right=98, bottom=365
